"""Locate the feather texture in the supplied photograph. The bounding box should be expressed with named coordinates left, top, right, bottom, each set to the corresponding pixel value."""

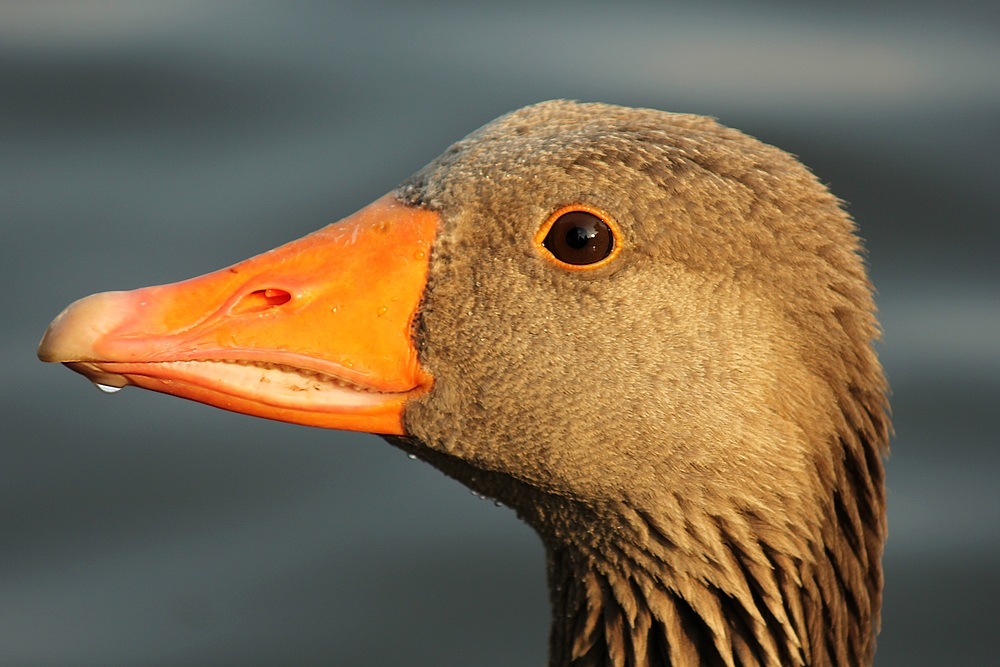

left=390, top=101, right=889, bottom=666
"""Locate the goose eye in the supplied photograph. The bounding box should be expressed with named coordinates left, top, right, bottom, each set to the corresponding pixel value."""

left=542, top=210, right=615, bottom=266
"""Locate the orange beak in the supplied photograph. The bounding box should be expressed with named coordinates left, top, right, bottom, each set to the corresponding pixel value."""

left=37, top=194, right=438, bottom=436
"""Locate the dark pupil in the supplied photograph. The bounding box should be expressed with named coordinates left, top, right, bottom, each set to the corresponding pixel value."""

left=543, top=211, right=613, bottom=265
left=565, top=226, right=593, bottom=249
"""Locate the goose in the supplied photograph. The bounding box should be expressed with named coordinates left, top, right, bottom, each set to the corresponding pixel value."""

left=38, top=100, right=890, bottom=667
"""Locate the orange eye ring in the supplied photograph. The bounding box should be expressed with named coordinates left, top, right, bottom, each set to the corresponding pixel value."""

left=534, top=204, right=622, bottom=271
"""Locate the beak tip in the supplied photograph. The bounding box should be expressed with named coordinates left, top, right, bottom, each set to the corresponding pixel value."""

left=37, top=307, right=74, bottom=363
left=37, top=327, right=59, bottom=362
left=37, top=291, right=131, bottom=364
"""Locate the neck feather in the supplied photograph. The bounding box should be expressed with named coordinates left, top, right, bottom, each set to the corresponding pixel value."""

left=390, top=373, right=888, bottom=667
left=545, top=432, right=885, bottom=667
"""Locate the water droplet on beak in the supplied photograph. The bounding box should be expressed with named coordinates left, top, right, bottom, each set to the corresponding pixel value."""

left=94, top=383, right=123, bottom=394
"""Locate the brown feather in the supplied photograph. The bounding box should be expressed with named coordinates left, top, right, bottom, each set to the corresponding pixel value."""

left=388, top=100, right=889, bottom=666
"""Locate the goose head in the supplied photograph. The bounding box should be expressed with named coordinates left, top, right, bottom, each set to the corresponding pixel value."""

left=39, top=100, right=890, bottom=667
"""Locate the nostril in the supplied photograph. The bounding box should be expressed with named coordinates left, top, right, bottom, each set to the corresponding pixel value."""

left=231, top=288, right=292, bottom=314
left=262, top=289, right=291, bottom=306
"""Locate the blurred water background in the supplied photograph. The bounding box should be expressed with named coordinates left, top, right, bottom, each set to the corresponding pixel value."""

left=2, top=2, right=998, bottom=665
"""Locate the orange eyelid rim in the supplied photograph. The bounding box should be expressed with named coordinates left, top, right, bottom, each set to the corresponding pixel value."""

left=533, top=204, right=623, bottom=271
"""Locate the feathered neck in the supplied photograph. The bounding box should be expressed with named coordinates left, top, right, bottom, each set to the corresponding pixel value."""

left=543, top=431, right=886, bottom=667
left=390, top=423, right=886, bottom=667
